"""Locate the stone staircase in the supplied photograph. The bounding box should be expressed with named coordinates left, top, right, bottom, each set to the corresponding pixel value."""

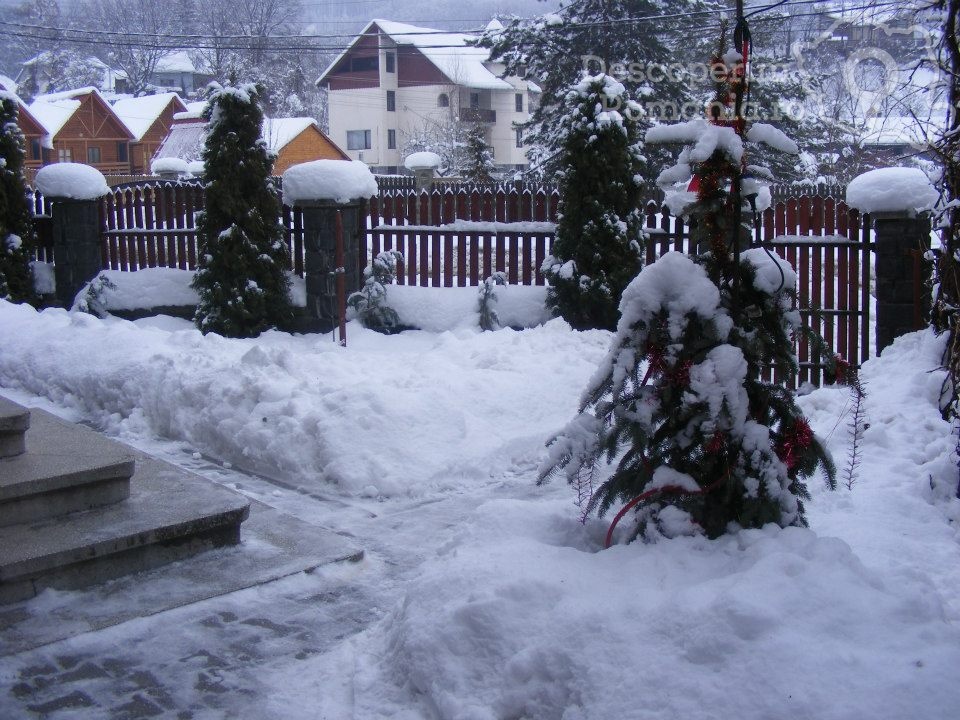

left=0, top=396, right=250, bottom=604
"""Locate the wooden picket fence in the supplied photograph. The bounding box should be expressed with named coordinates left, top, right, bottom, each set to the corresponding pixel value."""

left=28, top=181, right=872, bottom=385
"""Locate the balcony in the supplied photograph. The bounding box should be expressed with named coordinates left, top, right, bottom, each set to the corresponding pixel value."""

left=459, top=108, right=497, bottom=124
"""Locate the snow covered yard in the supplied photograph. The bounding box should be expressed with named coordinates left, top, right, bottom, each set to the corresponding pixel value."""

left=1, top=299, right=959, bottom=719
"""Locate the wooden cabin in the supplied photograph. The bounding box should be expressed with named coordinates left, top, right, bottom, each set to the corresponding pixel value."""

left=17, top=103, right=47, bottom=170
left=29, top=87, right=134, bottom=173
left=262, top=118, right=349, bottom=175
left=153, top=114, right=348, bottom=175
left=112, top=93, right=188, bottom=174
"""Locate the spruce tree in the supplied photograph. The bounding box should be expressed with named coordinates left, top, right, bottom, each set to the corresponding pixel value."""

left=462, top=124, right=496, bottom=183
left=0, top=91, right=37, bottom=304
left=479, top=0, right=705, bottom=180
left=541, top=74, right=646, bottom=331
left=192, top=81, right=292, bottom=337
left=539, top=30, right=834, bottom=541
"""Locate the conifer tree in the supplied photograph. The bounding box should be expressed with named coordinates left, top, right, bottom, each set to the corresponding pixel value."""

left=539, top=29, right=834, bottom=541
left=0, top=92, right=37, bottom=304
left=192, top=81, right=292, bottom=337
left=479, top=0, right=706, bottom=179
left=462, top=124, right=496, bottom=183
left=541, top=74, right=646, bottom=331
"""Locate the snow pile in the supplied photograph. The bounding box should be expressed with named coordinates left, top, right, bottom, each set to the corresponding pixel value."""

left=2, top=275, right=960, bottom=717
left=0, top=302, right=603, bottom=497
left=742, top=247, right=797, bottom=295
left=746, top=123, right=799, bottom=154
left=35, top=163, right=110, bottom=200
left=30, top=261, right=55, bottom=295
left=361, top=516, right=958, bottom=720
left=68, top=268, right=306, bottom=312
left=382, top=283, right=549, bottom=332
left=403, top=151, right=442, bottom=171
left=282, top=160, right=378, bottom=205
left=846, top=167, right=939, bottom=215
left=646, top=118, right=744, bottom=163
left=616, top=251, right=730, bottom=340
left=151, top=157, right=189, bottom=175
left=288, top=329, right=960, bottom=720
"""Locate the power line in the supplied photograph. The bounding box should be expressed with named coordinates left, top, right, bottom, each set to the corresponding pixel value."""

left=0, top=0, right=912, bottom=45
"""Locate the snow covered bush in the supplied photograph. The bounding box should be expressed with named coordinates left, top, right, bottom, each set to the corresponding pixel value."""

left=348, top=249, right=403, bottom=332
left=191, top=81, right=292, bottom=338
left=478, top=271, right=506, bottom=331
left=0, top=91, right=36, bottom=304
left=72, top=273, right=118, bottom=318
left=541, top=74, right=646, bottom=331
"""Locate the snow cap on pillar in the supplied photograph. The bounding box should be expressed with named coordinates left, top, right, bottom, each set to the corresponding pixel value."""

left=846, top=167, right=938, bottom=217
left=282, top=160, right=378, bottom=206
left=35, top=163, right=110, bottom=200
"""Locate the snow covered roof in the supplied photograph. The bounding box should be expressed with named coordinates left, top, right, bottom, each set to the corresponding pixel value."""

left=153, top=121, right=206, bottom=163
left=154, top=117, right=327, bottom=164
left=29, top=87, right=131, bottom=146
left=0, top=75, right=16, bottom=93
left=317, top=19, right=513, bottom=91
left=29, top=96, right=83, bottom=146
left=262, top=118, right=316, bottom=153
left=112, top=92, right=185, bottom=141
left=862, top=116, right=934, bottom=147
left=154, top=51, right=210, bottom=75
left=173, top=101, right=208, bottom=121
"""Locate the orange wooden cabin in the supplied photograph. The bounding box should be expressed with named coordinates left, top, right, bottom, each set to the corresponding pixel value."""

left=29, top=87, right=134, bottom=173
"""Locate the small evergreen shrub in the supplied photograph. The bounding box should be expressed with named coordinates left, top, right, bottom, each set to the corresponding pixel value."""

left=541, top=74, right=646, bottom=331
left=349, top=249, right=403, bottom=332
left=478, top=272, right=507, bottom=331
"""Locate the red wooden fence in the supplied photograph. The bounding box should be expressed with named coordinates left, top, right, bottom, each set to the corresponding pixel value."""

left=28, top=182, right=872, bottom=384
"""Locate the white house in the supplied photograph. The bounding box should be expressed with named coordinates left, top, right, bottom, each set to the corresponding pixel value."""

left=316, top=19, right=537, bottom=175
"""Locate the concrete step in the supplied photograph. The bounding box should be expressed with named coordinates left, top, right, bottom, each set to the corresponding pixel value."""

left=0, top=407, right=135, bottom=527
left=0, top=397, right=31, bottom=459
left=0, top=407, right=250, bottom=605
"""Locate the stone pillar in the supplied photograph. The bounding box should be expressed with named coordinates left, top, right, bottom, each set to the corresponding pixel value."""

left=873, top=211, right=932, bottom=355
left=50, top=198, right=104, bottom=308
left=293, top=199, right=366, bottom=333
left=412, top=167, right=435, bottom=191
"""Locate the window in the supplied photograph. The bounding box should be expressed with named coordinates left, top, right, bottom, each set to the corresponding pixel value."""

left=515, top=128, right=523, bottom=148
left=470, top=92, right=480, bottom=109
left=387, top=129, right=396, bottom=150
left=117, top=142, right=128, bottom=162
left=58, top=148, right=72, bottom=163
left=87, top=146, right=101, bottom=163
left=386, top=90, right=396, bottom=112
left=347, top=130, right=372, bottom=150
left=437, top=93, right=449, bottom=108
left=515, top=93, right=523, bottom=112
left=30, top=139, right=41, bottom=160
left=385, top=52, right=395, bottom=73
left=349, top=56, right=378, bottom=72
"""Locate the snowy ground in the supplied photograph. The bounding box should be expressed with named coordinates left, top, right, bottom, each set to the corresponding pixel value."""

left=1, top=298, right=959, bottom=719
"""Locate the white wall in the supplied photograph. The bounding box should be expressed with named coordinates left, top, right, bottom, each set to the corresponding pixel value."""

left=327, top=51, right=532, bottom=172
